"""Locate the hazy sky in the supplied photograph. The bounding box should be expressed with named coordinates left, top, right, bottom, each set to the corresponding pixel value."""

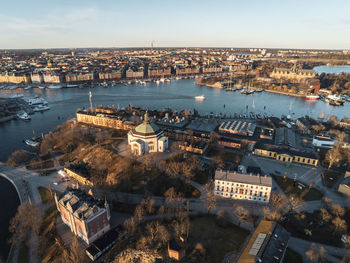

left=1, top=0, right=349, bottom=49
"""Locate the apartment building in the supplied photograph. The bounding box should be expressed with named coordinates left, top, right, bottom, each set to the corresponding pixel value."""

left=214, top=169, right=272, bottom=203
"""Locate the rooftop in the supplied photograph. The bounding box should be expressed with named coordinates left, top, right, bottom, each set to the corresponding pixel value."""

left=215, top=169, right=272, bottom=187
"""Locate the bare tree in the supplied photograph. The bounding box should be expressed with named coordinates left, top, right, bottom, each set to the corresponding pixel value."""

left=320, top=208, right=332, bottom=223
left=156, top=224, right=170, bottom=245
left=331, top=203, right=345, bottom=217
left=62, top=236, right=88, bottom=263
left=205, top=182, right=217, bottom=213
left=124, top=217, right=137, bottom=235
left=332, top=217, right=347, bottom=235
left=134, top=204, right=145, bottom=222
left=305, top=244, right=323, bottom=263
left=234, top=205, right=248, bottom=226
left=9, top=202, right=41, bottom=245
left=325, top=146, right=342, bottom=169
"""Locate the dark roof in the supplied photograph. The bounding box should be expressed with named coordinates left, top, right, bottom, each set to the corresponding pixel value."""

left=260, top=224, right=290, bottom=262
left=247, top=166, right=262, bottom=175
left=254, top=142, right=317, bottom=159
left=86, top=225, right=125, bottom=257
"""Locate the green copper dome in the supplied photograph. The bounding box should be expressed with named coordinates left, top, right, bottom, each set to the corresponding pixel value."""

left=133, top=111, right=161, bottom=136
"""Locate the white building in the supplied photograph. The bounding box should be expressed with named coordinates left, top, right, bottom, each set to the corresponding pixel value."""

left=128, top=111, right=168, bottom=155
left=312, top=135, right=335, bottom=149
left=214, top=169, right=272, bottom=203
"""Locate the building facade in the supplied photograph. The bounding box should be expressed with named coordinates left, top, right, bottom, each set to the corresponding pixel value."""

left=270, top=65, right=316, bottom=81
left=55, top=189, right=111, bottom=244
left=128, top=111, right=168, bottom=155
left=214, top=169, right=272, bottom=203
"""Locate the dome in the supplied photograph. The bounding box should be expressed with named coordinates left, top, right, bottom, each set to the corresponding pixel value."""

left=132, top=111, right=161, bottom=136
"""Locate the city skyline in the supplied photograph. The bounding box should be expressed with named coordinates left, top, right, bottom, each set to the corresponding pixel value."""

left=1, top=0, right=350, bottom=50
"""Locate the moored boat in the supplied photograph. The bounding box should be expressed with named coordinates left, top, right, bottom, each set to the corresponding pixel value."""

left=194, top=95, right=205, bottom=101
left=24, top=139, right=40, bottom=147
left=305, top=95, right=320, bottom=100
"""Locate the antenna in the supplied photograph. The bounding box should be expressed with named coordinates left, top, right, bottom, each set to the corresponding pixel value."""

left=89, top=91, right=93, bottom=111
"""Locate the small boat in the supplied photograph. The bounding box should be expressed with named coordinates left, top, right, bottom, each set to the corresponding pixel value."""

left=24, top=86, right=32, bottom=90
left=255, top=88, right=264, bottom=92
left=194, top=95, right=205, bottom=101
left=305, top=95, right=320, bottom=100
left=155, top=80, right=160, bottom=85
left=47, top=85, right=62, bottom=89
left=164, top=78, right=171, bottom=83
left=175, top=77, right=181, bottom=80
left=66, top=84, right=79, bottom=88
left=140, top=81, right=147, bottom=85
left=10, top=94, right=24, bottom=99
left=33, top=105, right=50, bottom=112
left=38, top=86, right=45, bottom=90
left=17, top=111, right=31, bottom=121
left=24, top=139, right=40, bottom=147
left=159, top=78, right=165, bottom=83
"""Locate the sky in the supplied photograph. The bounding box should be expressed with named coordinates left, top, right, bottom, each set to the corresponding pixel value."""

left=0, top=0, right=349, bottom=50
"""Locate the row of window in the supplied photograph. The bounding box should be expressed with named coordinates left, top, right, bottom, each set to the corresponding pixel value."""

left=215, top=181, right=270, bottom=190
left=215, top=192, right=267, bottom=202
left=255, top=150, right=317, bottom=165
left=216, top=187, right=268, bottom=196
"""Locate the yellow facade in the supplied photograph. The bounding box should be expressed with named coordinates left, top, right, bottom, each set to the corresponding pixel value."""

left=254, top=148, right=318, bottom=166
left=76, top=112, right=136, bottom=130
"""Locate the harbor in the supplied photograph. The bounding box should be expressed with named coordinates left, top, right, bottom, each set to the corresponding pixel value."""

left=1, top=78, right=350, bottom=162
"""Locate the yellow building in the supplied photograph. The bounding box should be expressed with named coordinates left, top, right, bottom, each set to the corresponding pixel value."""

left=253, top=143, right=318, bottom=166
left=64, top=167, right=94, bottom=186
left=270, top=64, right=316, bottom=81
left=76, top=111, right=136, bottom=130
left=0, top=72, right=31, bottom=83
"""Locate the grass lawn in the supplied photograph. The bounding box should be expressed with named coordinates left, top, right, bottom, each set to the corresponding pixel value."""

left=283, top=248, right=302, bottom=263
left=37, top=186, right=54, bottom=204
left=273, top=175, right=323, bottom=201
left=18, top=242, right=29, bottom=263
left=322, top=170, right=343, bottom=188
left=207, top=149, right=242, bottom=164
left=182, top=215, right=249, bottom=263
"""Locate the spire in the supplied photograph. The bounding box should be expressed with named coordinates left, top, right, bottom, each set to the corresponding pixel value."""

left=144, top=110, right=149, bottom=124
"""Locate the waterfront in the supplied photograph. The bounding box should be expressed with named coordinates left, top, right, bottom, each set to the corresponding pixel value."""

left=0, top=176, right=20, bottom=261
left=1, top=78, right=350, bottom=162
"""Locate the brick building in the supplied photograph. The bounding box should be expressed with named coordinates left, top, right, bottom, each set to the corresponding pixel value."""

left=55, top=189, right=111, bottom=244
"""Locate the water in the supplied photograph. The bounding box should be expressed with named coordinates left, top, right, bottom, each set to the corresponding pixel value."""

left=1, top=78, right=350, bottom=162
left=0, top=176, right=20, bottom=261
left=314, top=65, right=350, bottom=74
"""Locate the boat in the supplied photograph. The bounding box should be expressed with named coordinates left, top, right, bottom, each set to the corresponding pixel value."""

left=305, top=95, right=320, bottom=100
left=255, top=88, right=264, bottom=92
left=47, top=85, right=62, bottom=89
left=194, top=95, right=205, bottom=101
left=140, top=81, right=147, bottom=85
left=24, top=86, right=32, bottom=90
left=159, top=78, right=165, bottom=83
left=24, top=139, right=40, bottom=147
left=164, top=78, right=171, bottom=83
left=175, top=76, right=181, bottom=80
left=10, top=94, right=24, bottom=99
left=26, top=97, right=48, bottom=106
left=325, top=95, right=345, bottom=106
left=17, top=111, right=31, bottom=121
left=155, top=80, right=160, bottom=85
left=66, top=84, right=79, bottom=88
left=38, top=86, right=45, bottom=90
left=33, top=105, right=50, bottom=112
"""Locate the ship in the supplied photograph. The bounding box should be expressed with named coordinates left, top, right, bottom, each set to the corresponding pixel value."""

left=17, top=111, right=31, bottom=121
left=33, top=105, right=50, bottom=112
left=305, top=95, right=320, bottom=100
left=194, top=95, right=205, bottom=101
left=325, top=95, right=345, bottom=106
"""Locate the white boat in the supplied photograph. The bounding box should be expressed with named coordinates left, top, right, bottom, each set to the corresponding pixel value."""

left=24, top=86, right=32, bottom=90
left=164, top=78, right=171, bottom=83
left=38, top=86, right=45, bottom=90
left=175, top=76, right=181, bottom=80
left=66, top=84, right=79, bottom=88
left=194, top=95, right=205, bottom=101
left=47, top=85, right=62, bottom=89
left=24, top=139, right=39, bottom=147
left=155, top=80, right=160, bottom=85
left=17, top=111, right=31, bottom=121
left=33, top=105, right=50, bottom=112
left=140, top=81, right=147, bottom=85
left=159, top=78, right=165, bottom=83
left=26, top=97, right=48, bottom=106
left=305, top=95, right=320, bottom=100
left=10, top=94, right=24, bottom=98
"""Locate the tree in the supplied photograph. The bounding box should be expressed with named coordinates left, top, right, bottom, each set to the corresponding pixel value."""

left=320, top=208, right=332, bottom=223
left=325, top=146, right=342, bottom=169
left=306, top=244, right=326, bottom=263
left=205, top=182, right=217, bottom=213
left=332, top=217, right=347, bottom=235
left=7, top=150, right=30, bottom=167
left=62, top=236, right=88, bottom=263
left=9, top=202, right=41, bottom=245
left=156, top=224, right=170, bottom=245
left=234, top=205, right=248, bottom=226
left=331, top=203, right=345, bottom=217
left=134, top=204, right=145, bottom=222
